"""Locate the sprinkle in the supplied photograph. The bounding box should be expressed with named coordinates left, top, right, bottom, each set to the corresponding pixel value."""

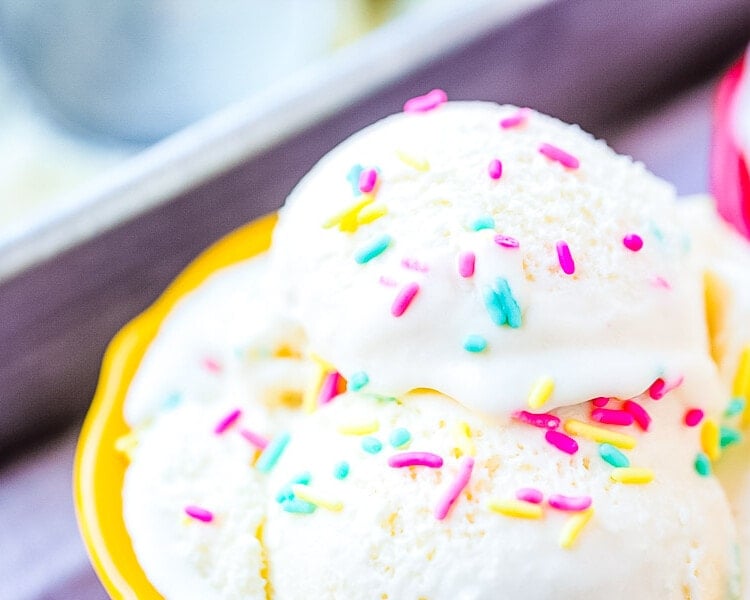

left=700, top=419, right=721, bottom=461
left=389, top=428, right=412, bottom=448
left=545, top=430, right=578, bottom=455
left=378, top=276, right=398, bottom=287
left=648, top=375, right=683, bottom=400
left=463, top=334, right=488, bottom=353
left=694, top=452, right=711, bottom=477
left=488, top=159, right=503, bottom=180
left=276, top=472, right=313, bottom=502
left=361, top=436, right=383, bottom=454
left=114, top=431, right=139, bottom=460
left=401, top=257, right=429, bottom=272
left=515, top=488, right=544, bottom=504
left=527, top=377, right=555, bottom=410
left=733, top=346, right=750, bottom=424
left=403, top=88, right=447, bottom=113
left=453, top=421, right=475, bottom=457
left=357, top=203, right=387, bottom=225
left=359, top=168, right=378, bottom=193
left=396, top=150, right=430, bottom=171
left=622, top=400, right=651, bottom=431
left=161, top=391, right=182, bottom=410
left=623, top=234, right=644, bottom=252
left=499, top=108, right=529, bottom=129
left=256, top=432, right=291, bottom=473
left=494, top=234, right=520, bottom=248
left=683, top=408, right=704, bottom=427
left=184, top=506, right=214, bottom=523
left=323, top=196, right=375, bottom=232
left=610, top=467, right=654, bottom=484
left=346, top=164, right=364, bottom=195
left=470, top=216, right=495, bottom=231
left=650, top=276, right=672, bottom=290
left=349, top=371, right=369, bottom=392
left=539, top=143, right=580, bottom=169
left=725, top=397, right=746, bottom=417
left=514, top=410, right=560, bottom=429
left=559, top=508, right=594, bottom=549
left=338, top=420, right=380, bottom=435
left=318, top=371, right=343, bottom=405
left=334, top=461, right=350, bottom=479
left=720, top=426, right=742, bottom=448
left=488, top=498, right=543, bottom=519
left=563, top=419, right=636, bottom=449
left=388, top=451, right=443, bottom=468
left=484, top=278, right=522, bottom=328
left=303, top=361, right=328, bottom=413
left=598, top=443, right=630, bottom=468
left=591, top=397, right=609, bottom=408
left=549, top=494, right=592, bottom=512
left=435, top=456, right=474, bottom=520
left=202, top=357, right=222, bottom=373
left=281, top=498, right=317, bottom=514
left=556, top=241, right=575, bottom=275
left=355, top=235, right=392, bottom=264
left=590, top=408, right=634, bottom=427
left=458, top=251, right=476, bottom=277
left=240, top=428, right=269, bottom=450
left=291, top=484, right=343, bottom=512
left=391, top=282, right=420, bottom=317
left=214, top=409, right=242, bottom=434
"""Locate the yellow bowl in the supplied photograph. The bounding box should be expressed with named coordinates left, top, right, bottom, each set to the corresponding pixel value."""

left=74, top=214, right=277, bottom=599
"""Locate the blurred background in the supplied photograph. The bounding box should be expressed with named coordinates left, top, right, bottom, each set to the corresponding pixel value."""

left=0, top=0, right=748, bottom=598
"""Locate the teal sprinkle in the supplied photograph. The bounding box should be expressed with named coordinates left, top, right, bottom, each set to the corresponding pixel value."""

left=361, top=436, right=383, bottom=454
left=349, top=371, right=370, bottom=391
left=463, top=334, right=487, bottom=353
left=649, top=221, right=665, bottom=242
left=281, top=498, right=317, bottom=514
left=256, top=432, right=291, bottom=473
left=470, top=216, right=495, bottom=231
left=347, top=164, right=364, bottom=196
left=720, top=426, right=742, bottom=449
left=161, top=391, right=182, bottom=410
left=599, top=443, right=630, bottom=468
left=365, top=393, right=398, bottom=403
left=495, top=277, right=522, bottom=328
left=694, top=452, right=711, bottom=477
left=725, top=397, right=746, bottom=418
left=275, top=472, right=313, bottom=503
left=334, top=461, right=350, bottom=480
left=355, top=235, right=392, bottom=264
left=483, top=286, right=506, bottom=326
left=389, top=428, right=412, bottom=448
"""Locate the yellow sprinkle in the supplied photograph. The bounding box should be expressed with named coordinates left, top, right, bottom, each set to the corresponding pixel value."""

left=559, top=508, right=594, bottom=549
left=396, top=150, right=430, bottom=172
left=452, top=421, right=476, bottom=457
left=527, top=376, right=555, bottom=410
left=337, top=419, right=380, bottom=435
left=733, top=346, right=750, bottom=426
left=291, top=484, right=343, bottom=512
left=322, top=196, right=374, bottom=232
left=356, top=203, right=388, bottom=225
left=114, top=431, right=139, bottom=460
left=302, top=363, right=327, bottom=414
left=488, top=499, right=543, bottom=519
left=700, top=418, right=721, bottom=461
left=563, top=419, right=636, bottom=450
left=610, top=467, right=654, bottom=484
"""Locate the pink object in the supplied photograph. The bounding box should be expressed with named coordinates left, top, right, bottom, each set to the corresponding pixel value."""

left=391, top=282, right=420, bottom=317
left=488, top=159, right=503, bottom=179
left=591, top=397, right=609, bottom=408
left=434, top=456, right=474, bottom=520
left=556, top=241, right=576, bottom=275
left=185, top=505, right=214, bottom=523
left=358, top=168, right=378, bottom=193
left=622, top=234, right=644, bottom=252
left=388, top=452, right=444, bottom=469
left=239, top=428, right=269, bottom=450
left=458, top=251, right=476, bottom=278
left=591, top=408, right=634, bottom=427
left=202, top=357, right=222, bottom=373
left=494, top=234, right=520, bottom=248
left=403, top=89, right=448, bottom=113
left=516, top=487, right=544, bottom=504
left=378, top=276, right=398, bottom=287
left=318, top=371, right=342, bottom=405
left=650, top=276, right=672, bottom=290
left=622, top=400, right=651, bottom=431
left=548, top=494, right=592, bottom=512
left=545, top=430, right=579, bottom=455
left=539, top=143, right=580, bottom=169
left=648, top=375, right=683, bottom=400
left=499, top=108, right=529, bottom=129
left=401, top=257, right=429, bottom=272
left=214, top=408, right=242, bottom=434
left=514, top=410, right=560, bottom=429
left=684, top=408, right=705, bottom=427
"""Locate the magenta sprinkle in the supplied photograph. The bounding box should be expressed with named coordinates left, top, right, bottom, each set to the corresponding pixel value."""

left=548, top=494, right=592, bottom=512
left=649, top=375, right=683, bottom=400
left=622, top=399, right=651, bottom=431
left=488, top=159, right=503, bottom=180
left=388, top=452, right=444, bottom=469
left=591, top=397, right=609, bottom=408
left=203, top=357, right=222, bottom=373
left=623, top=234, right=644, bottom=252
left=318, top=371, right=342, bottom=405
left=499, top=108, right=529, bottom=129
left=539, top=143, right=580, bottom=169
left=185, top=505, right=214, bottom=523
left=434, top=456, right=474, bottom=520
left=401, top=257, right=429, bottom=272
left=545, top=430, right=579, bottom=455
left=379, top=276, right=398, bottom=287
left=214, top=408, right=242, bottom=434
left=556, top=241, right=575, bottom=275
left=684, top=408, right=704, bottom=427
left=403, top=89, right=447, bottom=113
left=458, top=252, right=476, bottom=278
left=591, top=408, right=634, bottom=427
left=391, top=282, right=420, bottom=317
left=494, top=234, right=520, bottom=249
left=651, top=276, right=672, bottom=290
left=516, top=487, right=544, bottom=504
left=514, top=410, right=560, bottom=429
left=239, top=428, right=269, bottom=450
left=358, top=168, right=378, bottom=193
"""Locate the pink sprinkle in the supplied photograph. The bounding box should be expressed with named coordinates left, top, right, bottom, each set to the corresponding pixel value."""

left=591, top=397, right=609, bottom=408
left=358, top=168, right=378, bottom=193
left=648, top=375, right=683, bottom=400
left=458, top=252, right=476, bottom=278
left=388, top=452, right=444, bottom=469
left=499, top=108, right=529, bottom=129
left=622, top=399, right=651, bottom=431
left=391, top=282, right=420, bottom=317
left=214, top=408, right=242, bottom=434
left=548, top=494, right=592, bottom=512
left=539, top=143, right=580, bottom=169
left=651, top=276, right=672, bottom=290
left=591, top=408, right=634, bottom=427
left=185, top=505, right=214, bottom=523
left=545, top=430, right=579, bottom=455
left=514, top=410, right=560, bottom=429
left=488, top=159, right=503, bottom=180
left=556, top=241, right=575, bottom=275
left=379, top=276, right=398, bottom=287
left=515, top=487, right=544, bottom=504
left=202, top=357, right=222, bottom=373
left=239, top=428, right=269, bottom=450
left=623, top=234, right=643, bottom=252
left=684, top=408, right=704, bottom=427
left=434, top=456, right=474, bottom=520
left=494, top=234, right=520, bottom=249
left=401, top=257, right=429, bottom=272
left=318, top=371, right=342, bottom=405
left=403, top=89, right=447, bottom=113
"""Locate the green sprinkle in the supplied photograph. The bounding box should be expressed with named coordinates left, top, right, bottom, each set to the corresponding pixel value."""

left=256, top=432, right=291, bottom=473
left=470, top=216, right=495, bottom=231
left=463, top=334, right=487, bottom=353
left=347, top=164, right=364, bottom=196
left=694, top=452, right=711, bottom=477
left=355, top=235, right=392, bottom=264
left=349, top=371, right=369, bottom=391
left=495, top=277, right=522, bottom=328
left=333, top=461, right=350, bottom=479
left=389, top=428, right=412, bottom=448
left=720, top=426, right=742, bottom=448
left=725, top=397, right=746, bottom=417
left=599, top=443, right=630, bottom=468
left=281, top=498, right=317, bottom=514
left=361, top=436, right=383, bottom=454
